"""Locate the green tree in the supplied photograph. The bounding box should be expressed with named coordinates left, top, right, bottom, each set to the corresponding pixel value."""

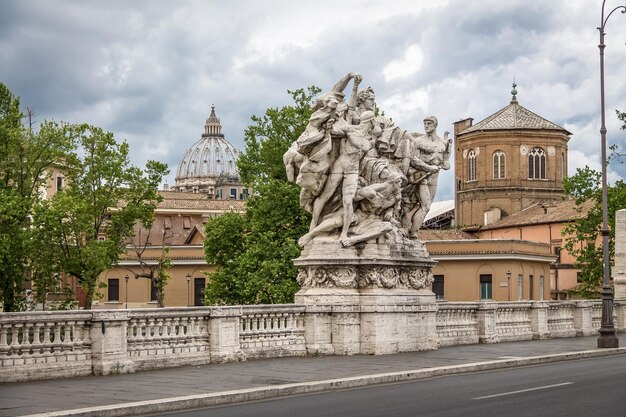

left=563, top=166, right=626, bottom=297
left=563, top=110, right=626, bottom=297
left=0, top=84, right=73, bottom=311
left=203, top=87, right=318, bottom=305
left=32, top=124, right=168, bottom=309
left=125, top=225, right=173, bottom=308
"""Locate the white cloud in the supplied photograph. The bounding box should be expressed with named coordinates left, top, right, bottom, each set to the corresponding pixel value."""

left=1, top=0, right=625, bottom=197
left=383, top=44, right=424, bottom=82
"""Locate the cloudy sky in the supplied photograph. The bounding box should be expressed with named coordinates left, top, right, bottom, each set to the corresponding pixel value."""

left=1, top=0, right=626, bottom=201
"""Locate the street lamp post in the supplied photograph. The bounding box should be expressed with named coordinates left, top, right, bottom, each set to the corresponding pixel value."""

left=507, top=270, right=512, bottom=302
left=124, top=274, right=129, bottom=309
left=597, top=0, right=625, bottom=348
left=186, top=273, right=192, bottom=307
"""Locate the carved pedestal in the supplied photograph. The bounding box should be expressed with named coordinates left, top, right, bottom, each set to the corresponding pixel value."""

left=294, top=238, right=437, bottom=355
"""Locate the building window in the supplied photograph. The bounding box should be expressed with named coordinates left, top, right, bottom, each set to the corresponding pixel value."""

left=194, top=278, right=206, bottom=306
left=230, top=188, right=237, bottom=199
left=529, top=274, right=534, bottom=300
left=561, top=153, right=565, bottom=178
left=108, top=278, right=120, bottom=302
left=150, top=280, right=158, bottom=302
left=479, top=274, right=492, bottom=299
left=242, top=189, right=249, bottom=200
left=468, top=149, right=477, bottom=181
left=577, top=271, right=582, bottom=283
left=518, top=274, right=523, bottom=300
left=539, top=275, right=544, bottom=300
left=164, top=216, right=172, bottom=229
left=433, top=275, right=444, bottom=300
left=493, top=150, right=505, bottom=179
left=183, top=216, right=191, bottom=229
left=216, top=189, right=223, bottom=199
left=528, top=147, right=546, bottom=179
left=56, top=175, right=64, bottom=191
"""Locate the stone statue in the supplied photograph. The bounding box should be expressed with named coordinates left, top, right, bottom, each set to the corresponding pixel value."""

left=288, top=73, right=441, bottom=357
left=285, top=72, right=449, bottom=248
left=399, top=116, right=452, bottom=238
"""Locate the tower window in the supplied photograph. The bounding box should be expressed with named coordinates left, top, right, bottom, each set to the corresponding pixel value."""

left=56, top=175, right=64, bottom=191
left=493, top=150, right=505, bottom=179
left=467, top=149, right=477, bottom=181
left=528, top=147, right=546, bottom=179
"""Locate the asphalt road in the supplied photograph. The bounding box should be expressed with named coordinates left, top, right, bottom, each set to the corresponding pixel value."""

left=153, top=355, right=626, bottom=417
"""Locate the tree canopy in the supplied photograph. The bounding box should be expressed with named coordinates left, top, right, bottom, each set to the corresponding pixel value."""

left=0, top=83, right=168, bottom=310
left=563, top=110, right=626, bottom=297
left=203, top=87, right=318, bottom=305
left=32, top=124, right=168, bottom=309
left=0, top=84, right=74, bottom=311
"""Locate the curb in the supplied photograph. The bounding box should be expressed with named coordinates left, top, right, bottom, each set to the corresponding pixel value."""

left=22, top=347, right=626, bottom=417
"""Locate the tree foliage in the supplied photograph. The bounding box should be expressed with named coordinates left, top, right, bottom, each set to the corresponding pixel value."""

left=125, top=225, right=173, bottom=308
left=32, top=124, right=168, bottom=309
left=563, top=166, right=626, bottom=297
left=563, top=110, right=626, bottom=298
left=0, top=84, right=73, bottom=311
left=203, top=87, right=318, bottom=305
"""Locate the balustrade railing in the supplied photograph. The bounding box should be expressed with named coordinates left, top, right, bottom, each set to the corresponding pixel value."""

left=495, top=303, right=533, bottom=341
left=239, top=305, right=306, bottom=358
left=0, top=299, right=621, bottom=382
left=127, top=309, right=211, bottom=370
left=547, top=302, right=576, bottom=338
left=0, top=311, right=92, bottom=381
left=436, top=303, right=479, bottom=346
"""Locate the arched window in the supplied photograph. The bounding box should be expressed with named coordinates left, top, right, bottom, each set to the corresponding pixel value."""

left=493, top=150, right=505, bottom=179
left=468, top=149, right=477, bottom=181
left=528, top=147, right=546, bottom=179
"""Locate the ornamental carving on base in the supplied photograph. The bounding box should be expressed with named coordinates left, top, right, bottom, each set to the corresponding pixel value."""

left=297, top=265, right=433, bottom=290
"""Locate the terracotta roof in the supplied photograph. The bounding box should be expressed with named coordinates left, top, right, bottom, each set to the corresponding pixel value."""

left=417, top=229, right=477, bottom=241
left=459, top=100, right=571, bottom=135
left=156, top=191, right=246, bottom=211
left=476, top=198, right=593, bottom=231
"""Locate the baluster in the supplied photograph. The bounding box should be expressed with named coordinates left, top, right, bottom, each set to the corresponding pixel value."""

left=10, top=323, right=23, bottom=354
left=0, top=324, right=9, bottom=357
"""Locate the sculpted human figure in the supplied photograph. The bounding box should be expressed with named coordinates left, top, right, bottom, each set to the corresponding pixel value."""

left=286, top=72, right=450, bottom=246
left=287, top=72, right=363, bottom=211
left=401, top=116, right=451, bottom=237
left=299, top=170, right=405, bottom=248
left=310, top=111, right=376, bottom=239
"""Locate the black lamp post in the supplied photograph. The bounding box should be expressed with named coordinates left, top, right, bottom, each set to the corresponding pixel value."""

left=186, top=273, right=192, bottom=307
left=124, top=274, right=129, bottom=309
left=597, top=0, right=625, bottom=348
left=507, top=270, right=512, bottom=302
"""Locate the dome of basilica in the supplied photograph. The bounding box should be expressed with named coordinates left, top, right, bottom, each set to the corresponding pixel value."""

left=173, top=106, right=243, bottom=196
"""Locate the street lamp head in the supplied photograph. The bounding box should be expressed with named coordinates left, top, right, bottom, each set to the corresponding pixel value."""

left=125, top=274, right=129, bottom=283
left=507, top=270, right=512, bottom=279
left=186, top=273, right=191, bottom=282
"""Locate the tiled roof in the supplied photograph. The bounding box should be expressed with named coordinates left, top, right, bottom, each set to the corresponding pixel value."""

left=157, top=191, right=245, bottom=211
left=459, top=100, right=570, bottom=135
left=477, top=198, right=593, bottom=231
left=417, top=229, right=477, bottom=241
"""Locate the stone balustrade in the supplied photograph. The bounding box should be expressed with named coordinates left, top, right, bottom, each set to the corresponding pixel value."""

left=1, top=300, right=624, bottom=382
left=239, top=305, right=306, bottom=359
left=0, top=311, right=93, bottom=381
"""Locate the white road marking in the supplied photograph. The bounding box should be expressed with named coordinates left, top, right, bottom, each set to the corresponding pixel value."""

left=472, top=382, right=574, bottom=400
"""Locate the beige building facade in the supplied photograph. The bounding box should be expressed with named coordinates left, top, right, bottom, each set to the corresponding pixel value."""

left=419, top=230, right=554, bottom=302
left=95, top=192, right=245, bottom=308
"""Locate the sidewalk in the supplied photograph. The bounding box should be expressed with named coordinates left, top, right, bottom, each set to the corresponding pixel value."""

left=2, top=335, right=626, bottom=417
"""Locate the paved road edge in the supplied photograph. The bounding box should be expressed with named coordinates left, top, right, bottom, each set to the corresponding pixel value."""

left=21, top=348, right=626, bottom=417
